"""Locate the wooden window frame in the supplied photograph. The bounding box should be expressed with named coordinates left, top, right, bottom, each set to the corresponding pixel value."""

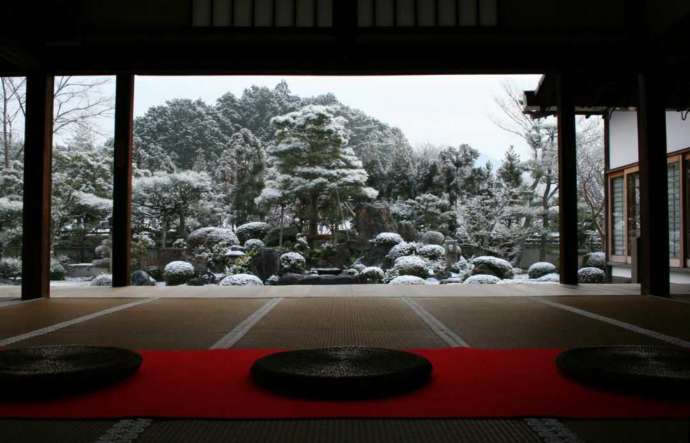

left=608, top=171, right=626, bottom=263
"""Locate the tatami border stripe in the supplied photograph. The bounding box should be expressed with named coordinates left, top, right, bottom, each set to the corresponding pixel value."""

left=525, top=418, right=582, bottom=443
left=210, top=297, right=282, bottom=349
left=95, top=418, right=152, bottom=443
left=530, top=297, right=690, bottom=348
left=0, top=298, right=42, bottom=309
left=0, top=297, right=160, bottom=347
left=401, top=297, right=469, bottom=347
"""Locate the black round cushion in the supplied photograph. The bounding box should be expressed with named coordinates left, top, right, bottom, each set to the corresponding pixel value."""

left=251, top=347, right=433, bottom=399
left=0, top=345, right=142, bottom=400
left=556, top=345, right=690, bottom=397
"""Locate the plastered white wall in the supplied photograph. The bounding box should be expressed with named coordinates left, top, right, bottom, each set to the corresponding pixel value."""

left=609, top=111, right=690, bottom=169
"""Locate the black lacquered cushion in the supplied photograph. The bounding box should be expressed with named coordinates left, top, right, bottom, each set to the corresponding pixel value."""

left=556, top=346, right=690, bottom=397
left=0, top=345, right=142, bottom=400
left=251, top=347, right=433, bottom=399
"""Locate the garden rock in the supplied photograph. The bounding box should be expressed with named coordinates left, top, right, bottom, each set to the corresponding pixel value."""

left=236, top=222, right=271, bottom=243
left=279, top=252, right=306, bottom=275
left=131, top=270, right=156, bottom=286
left=90, top=273, right=112, bottom=286
left=420, top=231, right=445, bottom=245
left=220, top=273, right=264, bottom=286
left=535, top=273, right=560, bottom=283
left=464, top=274, right=501, bottom=285
left=583, top=252, right=606, bottom=270
left=388, top=275, right=427, bottom=285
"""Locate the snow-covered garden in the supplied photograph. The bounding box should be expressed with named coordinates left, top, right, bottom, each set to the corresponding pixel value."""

left=0, top=79, right=606, bottom=288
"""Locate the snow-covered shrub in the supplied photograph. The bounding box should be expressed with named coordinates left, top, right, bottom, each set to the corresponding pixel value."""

left=0, top=257, right=21, bottom=280
left=343, top=268, right=360, bottom=277
left=266, top=274, right=280, bottom=285
left=471, top=256, right=514, bottom=279
left=464, top=274, right=501, bottom=285
left=279, top=252, right=306, bottom=274
left=578, top=267, right=606, bottom=283
left=131, top=270, right=156, bottom=286
left=188, top=227, right=239, bottom=248
left=351, top=263, right=366, bottom=272
left=528, top=262, right=557, bottom=279
left=450, top=256, right=471, bottom=273
left=371, top=232, right=403, bottom=249
left=219, top=273, right=264, bottom=286
left=360, top=266, right=385, bottom=284
left=172, top=238, right=187, bottom=249
left=163, top=261, right=195, bottom=286
left=244, top=238, right=265, bottom=252
left=583, top=252, right=606, bottom=270
left=50, top=259, right=66, bottom=281
left=389, top=275, right=427, bottom=285
left=418, top=244, right=445, bottom=261
left=90, top=273, right=112, bottom=287
left=392, top=255, right=430, bottom=278
left=420, top=231, right=445, bottom=245
left=536, top=273, right=560, bottom=283
left=386, top=242, right=417, bottom=262
left=235, top=222, right=271, bottom=243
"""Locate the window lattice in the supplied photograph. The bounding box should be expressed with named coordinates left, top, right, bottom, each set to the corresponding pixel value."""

left=668, top=162, right=681, bottom=258
left=611, top=176, right=625, bottom=256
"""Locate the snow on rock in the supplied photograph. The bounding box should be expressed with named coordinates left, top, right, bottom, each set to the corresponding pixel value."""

left=464, top=274, right=501, bottom=285
left=386, top=242, right=417, bottom=262
left=471, top=256, right=514, bottom=279
left=163, top=260, right=195, bottom=286
left=244, top=238, right=265, bottom=252
left=235, top=222, right=271, bottom=243
left=418, top=244, right=445, bottom=261
left=535, top=273, right=560, bottom=283
left=279, top=252, right=306, bottom=274
left=371, top=232, right=404, bottom=248
left=389, top=275, right=427, bottom=285
left=420, top=231, right=445, bottom=245
left=583, top=252, right=606, bottom=270
left=578, top=267, right=606, bottom=283
left=90, top=273, right=112, bottom=286
left=528, top=262, right=558, bottom=279
left=360, top=266, right=385, bottom=284
left=392, top=255, right=430, bottom=278
left=219, top=273, right=264, bottom=286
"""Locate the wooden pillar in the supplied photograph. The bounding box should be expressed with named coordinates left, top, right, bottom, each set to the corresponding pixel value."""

left=603, top=112, right=611, bottom=279
left=637, top=71, right=670, bottom=297
left=111, top=74, right=135, bottom=287
left=557, top=73, right=579, bottom=285
left=21, top=73, right=54, bottom=300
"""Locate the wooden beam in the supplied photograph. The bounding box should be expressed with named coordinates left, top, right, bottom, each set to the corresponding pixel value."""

left=111, top=74, right=135, bottom=287
left=557, top=72, right=579, bottom=285
left=637, top=70, right=670, bottom=297
left=21, top=73, right=54, bottom=300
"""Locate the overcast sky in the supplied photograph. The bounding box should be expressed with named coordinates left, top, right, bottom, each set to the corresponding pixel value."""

left=131, top=75, right=541, bottom=164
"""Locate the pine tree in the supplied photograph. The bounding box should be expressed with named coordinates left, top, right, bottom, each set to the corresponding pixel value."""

left=257, top=105, right=378, bottom=243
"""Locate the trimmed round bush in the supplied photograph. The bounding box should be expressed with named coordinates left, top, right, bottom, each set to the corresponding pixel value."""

left=244, top=238, right=265, bottom=252
left=279, top=252, right=306, bottom=274
left=418, top=244, right=445, bottom=261
left=471, top=256, right=514, bottom=279
left=360, top=266, right=385, bottom=284
left=187, top=227, right=239, bottom=249
left=0, top=257, right=22, bottom=280
left=163, top=260, right=195, bottom=286
left=50, top=259, right=66, bottom=281
left=578, top=267, right=606, bottom=283
left=90, top=273, right=112, bottom=287
left=464, top=274, right=501, bottom=285
left=420, top=231, right=445, bottom=245
left=389, top=275, right=427, bottom=285
left=386, top=242, right=417, bottom=262
left=235, top=222, right=271, bottom=243
left=583, top=251, right=606, bottom=270
left=219, top=273, right=264, bottom=286
left=392, top=255, right=430, bottom=278
left=528, top=262, right=557, bottom=279
left=371, top=232, right=404, bottom=249
left=536, top=273, right=560, bottom=283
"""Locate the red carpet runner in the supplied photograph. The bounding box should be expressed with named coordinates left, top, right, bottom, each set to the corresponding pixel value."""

left=1, top=348, right=689, bottom=419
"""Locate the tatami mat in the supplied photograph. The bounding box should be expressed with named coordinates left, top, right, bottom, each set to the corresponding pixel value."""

left=10, top=298, right=266, bottom=349
left=234, top=297, right=447, bottom=349
left=413, top=297, right=666, bottom=348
